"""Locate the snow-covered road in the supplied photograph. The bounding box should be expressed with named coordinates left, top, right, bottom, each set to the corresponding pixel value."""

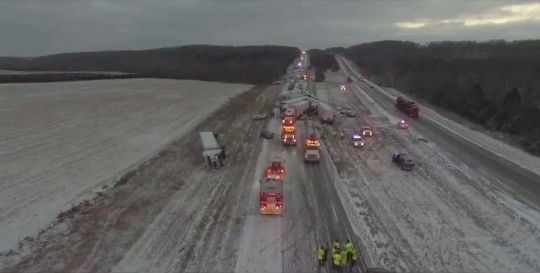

left=235, top=58, right=371, bottom=273
left=0, top=79, right=250, bottom=257
left=314, top=67, right=540, bottom=272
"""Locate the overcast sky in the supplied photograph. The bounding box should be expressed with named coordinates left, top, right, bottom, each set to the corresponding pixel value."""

left=1, top=0, right=540, bottom=56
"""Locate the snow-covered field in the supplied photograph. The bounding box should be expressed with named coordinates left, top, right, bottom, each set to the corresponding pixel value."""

left=0, top=79, right=250, bottom=252
left=0, top=81, right=280, bottom=272
left=339, top=58, right=540, bottom=175
left=313, top=70, right=540, bottom=272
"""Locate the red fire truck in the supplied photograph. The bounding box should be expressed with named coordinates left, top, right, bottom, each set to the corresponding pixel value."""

left=259, top=178, right=284, bottom=215
left=282, top=119, right=296, bottom=145
left=266, top=154, right=285, bottom=181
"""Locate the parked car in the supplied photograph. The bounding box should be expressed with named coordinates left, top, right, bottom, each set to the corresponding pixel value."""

left=392, top=153, right=415, bottom=170
left=260, top=130, right=274, bottom=139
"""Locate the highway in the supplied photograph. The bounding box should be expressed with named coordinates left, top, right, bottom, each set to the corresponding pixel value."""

left=279, top=52, right=369, bottom=272
left=336, top=56, right=540, bottom=210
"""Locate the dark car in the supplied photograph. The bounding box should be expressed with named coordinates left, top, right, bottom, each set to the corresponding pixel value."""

left=345, top=111, right=356, bottom=117
left=260, top=130, right=274, bottom=139
left=392, top=153, right=414, bottom=170
left=370, top=85, right=374, bottom=89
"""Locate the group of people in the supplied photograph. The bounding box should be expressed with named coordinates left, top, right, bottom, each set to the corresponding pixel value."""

left=317, top=239, right=357, bottom=271
left=320, top=130, right=345, bottom=140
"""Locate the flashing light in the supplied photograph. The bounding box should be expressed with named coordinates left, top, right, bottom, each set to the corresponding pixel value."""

left=401, top=120, right=405, bottom=124
left=352, top=135, right=362, bottom=139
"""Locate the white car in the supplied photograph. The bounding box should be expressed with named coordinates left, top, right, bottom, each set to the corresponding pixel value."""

left=341, top=85, right=346, bottom=91
left=253, top=114, right=268, bottom=120
left=397, top=120, right=409, bottom=129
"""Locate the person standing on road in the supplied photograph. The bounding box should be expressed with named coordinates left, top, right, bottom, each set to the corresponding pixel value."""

left=350, top=248, right=357, bottom=269
left=345, top=240, right=353, bottom=259
left=333, top=239, right=340, bottom=250
left=332, top=252, right=341, bottom=271
left=340, top=249, right=348, bottom=269
left=317, top=246, right=324, bottom=267
left=322, top=243, right=329, bottom=266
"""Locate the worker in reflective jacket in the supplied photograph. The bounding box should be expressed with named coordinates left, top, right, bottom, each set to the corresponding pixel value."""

left=317, top=246, right=324, bottom=267
left=333, top=239, right=340, bottom=250
left=350, top=248, right=358, bottom=269
left=345, top=240, right=353, bottom=259
left=332, top=252, right=341, bottom=271
left=340, top=249, right=348, bottom=267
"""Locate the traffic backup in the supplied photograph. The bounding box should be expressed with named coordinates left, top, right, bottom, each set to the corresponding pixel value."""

left=259, top=178, right=283, bottom=214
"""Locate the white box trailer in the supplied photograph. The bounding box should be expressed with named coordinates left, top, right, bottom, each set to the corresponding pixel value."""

left=292, top=100, right=310, bottom=120
left=199, top=131, right=225, bottom=169
left=317, top=102, right=336, bottom=124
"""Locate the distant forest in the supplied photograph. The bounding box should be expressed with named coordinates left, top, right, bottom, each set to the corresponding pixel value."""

left=0, top=45, right=300, bottom=85
left=306, top=49, right=340, bottom=82
left=327, top=40, right=540, bottom=155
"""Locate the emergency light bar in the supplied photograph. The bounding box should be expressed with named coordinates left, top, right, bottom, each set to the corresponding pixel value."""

left=352, top=135, right=362, bottom=139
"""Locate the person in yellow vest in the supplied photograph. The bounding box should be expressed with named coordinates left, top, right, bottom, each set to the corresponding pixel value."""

left=322, top=243, right=329, bottom=266
left=350, top=248, right=358, bottom=269
left=340, top=249, right=348, bottom=268
left=317, top=246, right=324, bottom=268
left=345, top=240, right=353, bottom=259
left=333, top=239, right=340, bottom=250
left=332, top=252, right=341, bottom=271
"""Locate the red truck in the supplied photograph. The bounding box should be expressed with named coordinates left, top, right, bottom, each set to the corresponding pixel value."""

left=260, top=178, right=284, bottom=215
left=282, top=119, right=297, bottom=146
left=395, top=96, right=419, bottom=118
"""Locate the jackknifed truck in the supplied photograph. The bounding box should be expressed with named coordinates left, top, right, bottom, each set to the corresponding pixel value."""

left=199, top=131, right=226, bottom=169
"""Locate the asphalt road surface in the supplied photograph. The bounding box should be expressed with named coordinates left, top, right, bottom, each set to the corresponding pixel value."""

left=337, top=57, right=540, bottom=210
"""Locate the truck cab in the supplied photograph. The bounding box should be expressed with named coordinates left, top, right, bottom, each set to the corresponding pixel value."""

left=282, top=119, right=297, bottom=146
left=282, top=108, right=295, bottom=124
left=260, top=178, right=284, bottom=215
left=304, top=134, right=321, bottom=163
left=351, top=134, right=365, bottom=147
left=267, top=155, right=285, bottom=181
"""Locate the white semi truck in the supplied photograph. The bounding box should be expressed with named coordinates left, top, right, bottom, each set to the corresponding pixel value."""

left=292, top=100, right=310, bottom=120
left=317, top=102, right=337, bottom=124
left=199, top=131, right=226, bottom=169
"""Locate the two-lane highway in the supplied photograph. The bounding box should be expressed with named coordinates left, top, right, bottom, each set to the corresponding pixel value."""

left=337, top=56, right=540, bottom=209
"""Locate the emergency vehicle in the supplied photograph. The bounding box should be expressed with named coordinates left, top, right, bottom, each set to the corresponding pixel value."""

left=351, top=134, right=365, bottom=147
left=304, top=134, right=321, bottom=163
left=266, top=154, right=285, bottom=181
left=260, top=178, right=284, bottom=215
left=282, top=108, right=295, bottom=124
left=282, top=119, right=297, bottom=145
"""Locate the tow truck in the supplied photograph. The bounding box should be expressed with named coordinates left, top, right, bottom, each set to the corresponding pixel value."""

left=266, top=154, right=285, bottom=181
left=282, top=119, right=297, bottom=146
left=351, top=134, right=365, bottom=147
left=260, top=178, right=283, bottom=215
left=304, top=134, right=321, bottom=163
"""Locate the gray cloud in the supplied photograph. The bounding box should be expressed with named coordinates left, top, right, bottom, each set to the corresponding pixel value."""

left=0, top=0, right=539, bottom=56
